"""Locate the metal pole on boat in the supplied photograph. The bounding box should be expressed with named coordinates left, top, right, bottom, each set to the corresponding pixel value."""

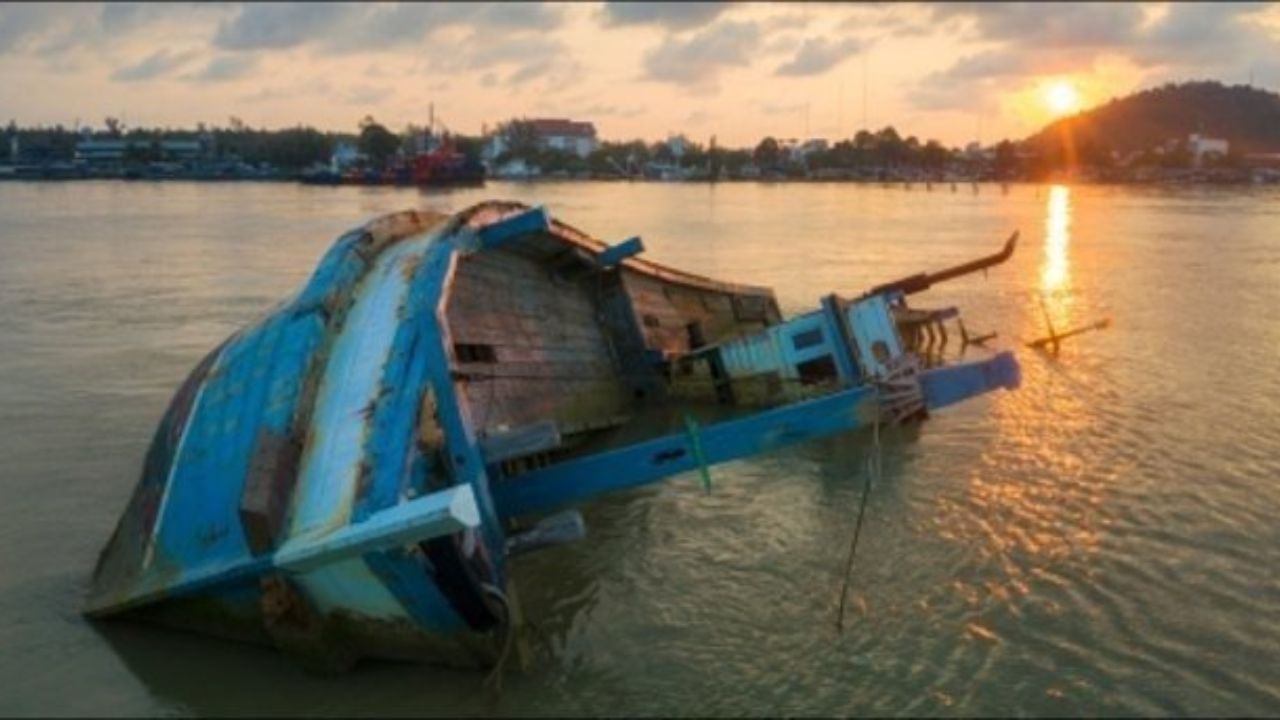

left=1027, top=292, right=1112, bottom=355
left=836, top=417, right=881, bottom=631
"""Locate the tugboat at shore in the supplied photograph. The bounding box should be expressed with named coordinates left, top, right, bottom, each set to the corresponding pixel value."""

left=301, top=139, right=485, bottom=188
left=411, top=139, right=485, bottom=187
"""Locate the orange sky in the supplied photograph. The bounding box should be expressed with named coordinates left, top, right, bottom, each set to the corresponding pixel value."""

left=1, top=2, right=1278, bottom=147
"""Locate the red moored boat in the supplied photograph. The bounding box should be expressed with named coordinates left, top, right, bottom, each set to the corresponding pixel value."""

left=412, top=140, right=485, bottom=187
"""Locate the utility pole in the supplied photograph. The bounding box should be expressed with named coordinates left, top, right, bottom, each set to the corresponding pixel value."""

left=838, top=78, right=844, bottom=138
left=861, top=52, right=869, bottom=132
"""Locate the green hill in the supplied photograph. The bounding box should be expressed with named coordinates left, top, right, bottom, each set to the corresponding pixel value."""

left=1023, top=81, right=1280, bottom=158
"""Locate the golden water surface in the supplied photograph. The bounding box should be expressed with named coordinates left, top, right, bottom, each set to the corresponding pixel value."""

left=0, top=180, right=1277, bottom=716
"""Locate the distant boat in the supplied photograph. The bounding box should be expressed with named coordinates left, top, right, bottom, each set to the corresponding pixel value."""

left=299, top=167, right=341, bottom=186
left=412, top=141, right=484, bottom=187
left=85, top=201, right=1021, bottom=671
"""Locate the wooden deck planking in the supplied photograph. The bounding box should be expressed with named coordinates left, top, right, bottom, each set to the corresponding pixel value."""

left=445, top=248, right=628, bottom=441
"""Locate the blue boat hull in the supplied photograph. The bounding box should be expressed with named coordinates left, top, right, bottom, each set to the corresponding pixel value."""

left=86, top=201, right=1021, bottom=670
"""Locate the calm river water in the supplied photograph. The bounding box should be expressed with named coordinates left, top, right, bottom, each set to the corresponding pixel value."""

left=1, top=180, right=1278, bottom=716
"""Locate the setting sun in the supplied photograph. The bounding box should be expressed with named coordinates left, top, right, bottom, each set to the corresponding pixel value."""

left=1044, top=80, right=1083, bottom=116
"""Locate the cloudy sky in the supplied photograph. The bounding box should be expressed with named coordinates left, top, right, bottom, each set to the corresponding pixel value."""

left=2, top=2, right=1279, bottom=147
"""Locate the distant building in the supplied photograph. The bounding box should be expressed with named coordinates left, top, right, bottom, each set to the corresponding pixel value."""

left=486, top=118, right=598, bottom=160
left=530, top=118, right=597, bottom=157
left=75, top=139, right=128, bottom=164
left=160, top=140, right=203, bottom=160
left=330, top=141, right=360, bottom=171
left=798, top=139, right=828, bottom=156
left=776, top=138, right=799, bottom=161
left=1188, top=133, right=1229, bottom=167
left=492, top=157, right=541, bottom=179
left=666, top=134, right=689, bottom=159
left=74, top=137, right=207, bottom=166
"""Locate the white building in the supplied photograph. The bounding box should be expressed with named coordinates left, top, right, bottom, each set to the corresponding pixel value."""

left=665, top=134, right=690, bottom=160
left=533, top=119, right=597, bottom=157
left=773, top=138, right=830, bottom=163
left=330, top=142, right=360, bottom=172
left=73, top=137, right=206, bottom=165
left=485, top=118, right=599, bottom=160
left=1188, top=133, right=1229, bottom=167
left=492, top=157, right=541, bottom=179
left=798, top=137, right=829, bottom=155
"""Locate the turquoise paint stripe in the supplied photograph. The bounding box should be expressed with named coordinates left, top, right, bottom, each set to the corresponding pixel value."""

left=276, top=485, right=479, bottom=572
left=293, top=228, right=368, bottom=311
left=288, top=238, right=426, bottom=541
left=353, top=238, right=444, bottom=522
left=414, top=240, right=507, bottom=579
left=919, top=351, right=1021, bottom=409
left=599, top=236, right=644, bottom=267
left=362, top=549, right=466, bottom=633
left=476, top=206, right=550, bottom=250
left=358, top=446, right=469, bottom=632
left=820, top=294, right=861, bottom=383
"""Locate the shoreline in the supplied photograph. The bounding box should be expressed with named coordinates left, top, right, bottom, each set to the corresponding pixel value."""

left=1, top=174, right=1277, bottom=189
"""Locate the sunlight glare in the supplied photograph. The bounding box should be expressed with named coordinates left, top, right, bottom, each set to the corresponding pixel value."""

left=1042, top=185, right=1072, bottom=294
left=1044, top=81, right=1082, bottom=116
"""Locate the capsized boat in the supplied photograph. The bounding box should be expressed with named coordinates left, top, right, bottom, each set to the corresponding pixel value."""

left=85, top=200, right=1021, bottom=671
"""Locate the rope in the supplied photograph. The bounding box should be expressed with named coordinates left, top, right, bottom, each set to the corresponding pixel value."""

left=481, top=583, right=516, bottom=694
left=835, top=412, right=881, bottom=631
left=682, top=412, right=713, bottom=493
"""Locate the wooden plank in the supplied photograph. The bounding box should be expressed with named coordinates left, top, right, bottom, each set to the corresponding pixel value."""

left=479, top=421, right=562, bottom=464
left=476, top=206, right=551, bottom=250
left=275, top=485, right=480, bottom=573
left=454, top=360, right=617, bottom=379
left=238, top=429, right=302, bottom=555
left=598, top=236, right=644, bottom=267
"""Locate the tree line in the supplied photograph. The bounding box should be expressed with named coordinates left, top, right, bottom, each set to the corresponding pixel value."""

left=11, top=95, right=1254, bottom=179
left=3, top=117, right=353, bottom=169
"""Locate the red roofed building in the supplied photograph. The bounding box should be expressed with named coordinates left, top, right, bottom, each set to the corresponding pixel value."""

left=486, top=117, right=599, bottom=160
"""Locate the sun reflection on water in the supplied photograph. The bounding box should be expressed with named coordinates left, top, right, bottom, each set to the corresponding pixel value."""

left=918, top=182, right=1118, bottom=626
left=1034, top=183, right=1079, bottom=342
left=1041, top=185, right=1072, bottom=294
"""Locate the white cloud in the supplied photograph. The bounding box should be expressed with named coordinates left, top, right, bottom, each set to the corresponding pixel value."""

left=599, top=2, right=731, bottom=30
left=909, top=2, right=1280, bottom=112
left=211, top=3, right=566, bottom=54
left=776, top=37, right=862, bottom=77
left=642, top=20, right=761, bottom=90
left=184, top=55, right=259, bottom=83
left=111, top=49, right=200, bottom=82
left=213, top=3, right=357, bottom=51
left=2, top=1, right=1277, bottom=148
